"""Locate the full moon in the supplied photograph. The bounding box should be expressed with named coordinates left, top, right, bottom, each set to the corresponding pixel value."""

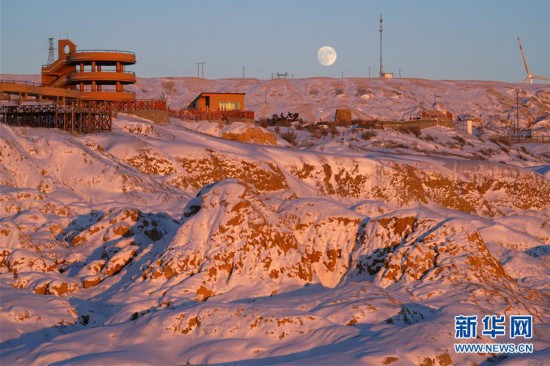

left=317, top=46, right=337, bottom=66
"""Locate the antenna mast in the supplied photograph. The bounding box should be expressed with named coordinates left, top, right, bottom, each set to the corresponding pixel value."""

left=47, top=38, right=55, bottom=65
left=379, top=15, right=384, bottom=77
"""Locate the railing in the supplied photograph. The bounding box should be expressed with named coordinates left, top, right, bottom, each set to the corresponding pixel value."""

left=0, top=79, right=43, bottom=87
left=74, top=49, right=135, bottom=55
left=80, top=90, right=136, bottom=95
left=506, top=135, right=550, bottom=143
left=71, top=70, right=135, bottom=75
left=113, top=99, right=167, bottom=112
left=169, top=109, right=255, bottom=121
left=73, top=89, right=136, bottom=94
left=41, top=58, right=65, bottom=69
left=68, top=71, right=136, bottom=83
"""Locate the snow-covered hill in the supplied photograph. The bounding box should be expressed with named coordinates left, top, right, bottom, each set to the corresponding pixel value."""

left=129, top=76, right=550, bottom=128
left=1, top=77, right=550, bottom=364
left=3, top=74, right=549, bottom=128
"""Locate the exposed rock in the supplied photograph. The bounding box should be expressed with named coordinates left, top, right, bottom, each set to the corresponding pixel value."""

left=176, top=151, right=287, bottom=192
left=221, top=124, right=276, bottom=145
left=103, top=247, right=137, bottom=276
left=145, top=179, right=362, bottom=294
left=82, top=275, right=103, bottom=289
left=46, top=280, right=79, bottom=297
left=7, top=250, right=58, bottom=275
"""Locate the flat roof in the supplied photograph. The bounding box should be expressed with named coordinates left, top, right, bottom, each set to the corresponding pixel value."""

left=196, top=92, right=245, bottom=96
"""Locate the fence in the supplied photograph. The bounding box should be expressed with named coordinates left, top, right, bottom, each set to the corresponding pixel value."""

left=505, top=135, right=550, bottom=144
left=113, top=99, right=167, bottom=112
left=169, top=108, right=255, bottom=121
left=355, top=118, right=455, bottom=130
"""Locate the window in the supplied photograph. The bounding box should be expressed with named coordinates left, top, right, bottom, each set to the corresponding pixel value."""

left=219, top=101, right=239, bottom=111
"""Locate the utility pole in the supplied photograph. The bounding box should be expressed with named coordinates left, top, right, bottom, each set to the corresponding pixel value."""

left=196, top=63, right=200, bottom=78
left=516, top=89, right=520, bottom=138
left=368, top=67, right=371, bottom=78
left=379, top=14, right=384, bottom=77
left=242, top=66, right=245, bottom=78
left=341, top=72, right=344, bottom=81
left=200, top=62, right=205, bottom=78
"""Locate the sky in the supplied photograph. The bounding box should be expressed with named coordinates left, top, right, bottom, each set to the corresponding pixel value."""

left=1, top=0, right=549, bottom=82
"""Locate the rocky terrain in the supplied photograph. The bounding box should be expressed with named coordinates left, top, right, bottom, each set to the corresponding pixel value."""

left=1, top=77, right=549, bottom=365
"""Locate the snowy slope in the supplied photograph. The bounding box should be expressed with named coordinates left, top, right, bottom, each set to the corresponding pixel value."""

left=1, top=78, right=550, bottom=365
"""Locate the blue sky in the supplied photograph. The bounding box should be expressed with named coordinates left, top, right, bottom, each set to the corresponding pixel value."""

left=1, top=0, right=549, bottom=82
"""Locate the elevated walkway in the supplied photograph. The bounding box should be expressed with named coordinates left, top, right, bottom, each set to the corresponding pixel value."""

left=0, top=80, right=136, bottom=102
left=0, top=80, right=81, bottom=100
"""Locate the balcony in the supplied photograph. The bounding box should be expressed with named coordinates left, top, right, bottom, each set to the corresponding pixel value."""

left=68, top=71, right=136, bottom=85
left=79, top=90, right=136, bottom=102
left=67, top=50, right=136, bottom=65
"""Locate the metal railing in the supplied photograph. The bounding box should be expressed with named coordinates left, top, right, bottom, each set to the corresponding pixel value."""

left=69, top=70, right=135, bottom=76
left=0, top=79, right=43, bottom=87
left=41, top=58, right=65, bottom=69
left=169, top=108, right=255, bottom=121
left=506, top=135, right=550, bottom=143
left=73, top=49, right=135, bottom=55
left=78, top=89, right=136, bottom=94
left=113, top=99, right=167, bottom=112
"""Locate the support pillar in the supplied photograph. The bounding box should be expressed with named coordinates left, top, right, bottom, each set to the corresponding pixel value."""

left=63, top=98, right=67, bottom=131
left=71, top=101, right=75, bottom=133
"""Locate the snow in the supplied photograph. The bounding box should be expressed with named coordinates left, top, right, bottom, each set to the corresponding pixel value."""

left=1, top=76, right=549, bottom=364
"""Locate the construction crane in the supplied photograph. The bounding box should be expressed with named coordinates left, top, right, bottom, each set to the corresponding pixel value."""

left=517, top=36, right=550, bottom=84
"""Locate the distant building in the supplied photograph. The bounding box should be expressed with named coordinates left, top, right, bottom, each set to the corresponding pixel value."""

left=380, top=72, right=393, bottom=79
left=456, top=116, right=483, bottom=135
left=420, top=109, right=454, bottom=121
left=188, top=92, right=245, bottom=111
left=335, top=109, right=352, bottom=124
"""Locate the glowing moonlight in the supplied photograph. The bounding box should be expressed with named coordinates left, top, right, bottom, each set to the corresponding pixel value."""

left=317, top=46, right=337, bottom=66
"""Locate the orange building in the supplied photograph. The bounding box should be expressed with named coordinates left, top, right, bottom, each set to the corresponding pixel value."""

left=188, top=92, right=245, bottom=111
left=41, top=39, right=136, bottom=101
